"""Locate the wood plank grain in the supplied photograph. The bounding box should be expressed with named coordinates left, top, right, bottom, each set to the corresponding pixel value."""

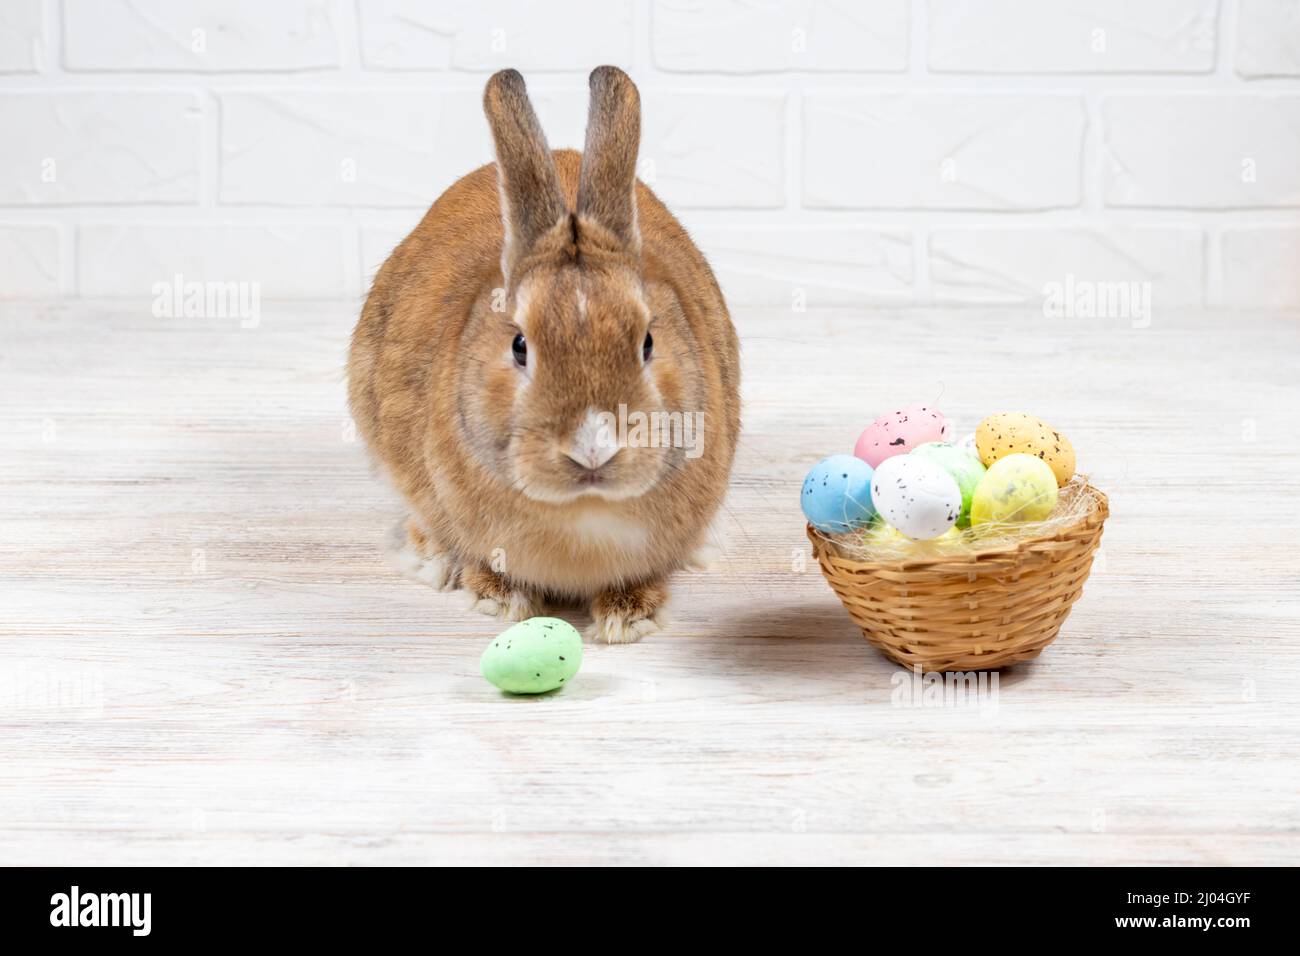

left=1, top=302, right=1297, bottom=865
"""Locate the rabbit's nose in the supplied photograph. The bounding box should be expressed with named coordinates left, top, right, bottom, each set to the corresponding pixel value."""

left=566, top=408, right=621, bottom=471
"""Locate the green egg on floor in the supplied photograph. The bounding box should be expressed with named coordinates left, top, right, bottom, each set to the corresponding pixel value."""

left=480, top=617, right=583, bottom=694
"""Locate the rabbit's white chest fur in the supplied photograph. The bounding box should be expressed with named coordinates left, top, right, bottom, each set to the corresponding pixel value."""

left=488, top=503, right=657, bottom=597
left=565, top=508, right=648, bottom=553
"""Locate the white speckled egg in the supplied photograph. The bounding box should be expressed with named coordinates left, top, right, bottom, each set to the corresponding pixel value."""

left=870, top=455, right=963, bottom=540
left=956, top=432, right=979, bottom=458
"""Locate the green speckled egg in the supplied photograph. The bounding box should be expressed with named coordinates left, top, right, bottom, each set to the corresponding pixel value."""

left=480, top=617, right=582, bottom=695
left=911, top=441, right=987, bottom=528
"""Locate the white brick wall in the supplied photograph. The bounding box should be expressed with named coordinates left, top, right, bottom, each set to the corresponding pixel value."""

left=803, top=93, right=1087, bottom=209
left=360, top=0, right=635, bottom=71
left=1, top=0, right=1297, bottom=310
left=928, top=0, right=1219, bottom=73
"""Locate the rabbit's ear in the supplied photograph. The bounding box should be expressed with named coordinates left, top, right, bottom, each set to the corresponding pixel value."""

left=577, top=66, right=641, bottom=256
left=483, top=69, right=567, bottom=285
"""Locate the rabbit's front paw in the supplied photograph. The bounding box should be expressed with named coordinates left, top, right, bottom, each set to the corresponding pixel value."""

left=386, top=519, right=462, bottom=591
left=461, top=563, right=540, bottom=622
left=585, top=579, right=668, bottom=644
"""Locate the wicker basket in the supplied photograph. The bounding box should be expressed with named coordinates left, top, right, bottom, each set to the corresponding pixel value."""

left=809, top=483, right=1109, bottom=672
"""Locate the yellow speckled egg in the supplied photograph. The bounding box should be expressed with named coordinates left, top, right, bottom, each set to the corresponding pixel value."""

left=975, top=412, right=1075, bottom=485
left=970, top=454, right=1059, bottom=526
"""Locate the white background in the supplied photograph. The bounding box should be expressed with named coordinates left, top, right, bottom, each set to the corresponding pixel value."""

left=1, top=0, right=1298, bottom=309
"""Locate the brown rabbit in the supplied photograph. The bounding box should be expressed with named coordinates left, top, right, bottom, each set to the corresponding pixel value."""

left=348, top=66, right=740, bottom=643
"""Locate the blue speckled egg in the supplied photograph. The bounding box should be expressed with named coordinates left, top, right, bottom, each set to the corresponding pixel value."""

left=801, top=454, right=876, bottom=534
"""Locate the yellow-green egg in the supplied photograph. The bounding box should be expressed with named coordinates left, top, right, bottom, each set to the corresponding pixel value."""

left=970, top=454, right=1059, bottom=526
left=933, top=526, right=966, bottom=546
left=863, top=520, right=911, bottom=548
left=975, top=412, right=1076, bottom=485
left=862, top=521, right=965, bottom=550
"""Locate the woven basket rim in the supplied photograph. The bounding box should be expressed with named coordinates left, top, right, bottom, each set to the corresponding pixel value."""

left=809, top=480, right=1109, bottom=574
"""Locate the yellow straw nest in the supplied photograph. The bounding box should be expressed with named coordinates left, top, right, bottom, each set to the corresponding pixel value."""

left=808, top=477, right=1109, bottom=672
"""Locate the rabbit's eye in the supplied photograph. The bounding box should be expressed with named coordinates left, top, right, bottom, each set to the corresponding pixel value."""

left=642, top=331, right=653, bottom=363
left=512, top=333, right=527, bottom=367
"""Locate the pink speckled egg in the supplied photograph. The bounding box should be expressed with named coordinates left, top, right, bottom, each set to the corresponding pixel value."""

left=853, top=405, right=951, bottom=468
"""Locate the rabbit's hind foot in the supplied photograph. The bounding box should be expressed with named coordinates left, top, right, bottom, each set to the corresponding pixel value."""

left=585, top=578, right=668, bottom=644
left=461, top=563, right=542, bottom=622
left=385, top=518, right=462, bottom=592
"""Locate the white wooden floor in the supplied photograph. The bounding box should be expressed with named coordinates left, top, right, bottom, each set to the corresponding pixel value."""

left=3, top=301, right=1298, bottom=866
